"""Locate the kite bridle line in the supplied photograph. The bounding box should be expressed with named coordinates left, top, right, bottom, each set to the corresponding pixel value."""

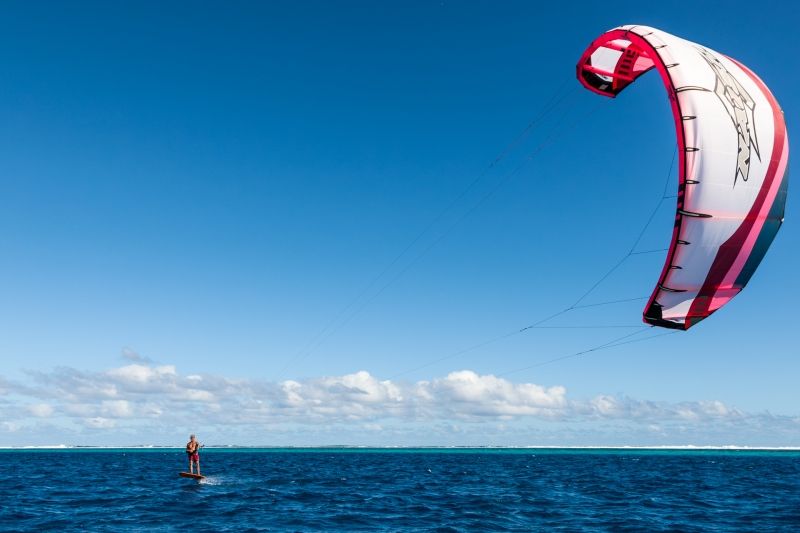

left=311, top=133, right=677, bottom=407
left=568, top=143, right=679, bottom=310
left=198, top=77, right=595, bottom=444
left=259, top=81, right=585, bottom=390
left=205, top=314, right=654, bottom=445
left=219, top=326, right=678, bottom=448
left=203, top=130, right=680, bottom=446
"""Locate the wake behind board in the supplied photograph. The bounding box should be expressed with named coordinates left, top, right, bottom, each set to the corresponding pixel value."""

left=179, top=472, right=205, bottom=480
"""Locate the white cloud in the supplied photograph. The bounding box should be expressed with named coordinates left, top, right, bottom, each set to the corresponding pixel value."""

left=0, top=376, right=24, bottom=396
left=1, top=362, right=757, bottom=433
left=571, top=396, right=748, bottom=422
left=27, top=404, right=54, bottom=418
left=81, top=417, right=116, bottom=429
left=426, top=370, right=568, bottom=421
left=121, top=348, right=153, bottom=364
left=20, top=363, right=247, bottom=406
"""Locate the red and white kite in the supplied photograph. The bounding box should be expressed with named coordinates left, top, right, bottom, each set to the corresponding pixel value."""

left=577, top=26, right=789, bottom=330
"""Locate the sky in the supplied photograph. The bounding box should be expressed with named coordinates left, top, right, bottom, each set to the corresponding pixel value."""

left=0, top=0, right=798, bottom=447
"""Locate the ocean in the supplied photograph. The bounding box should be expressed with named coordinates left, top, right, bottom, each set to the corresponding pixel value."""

left=1, top=448, right=798, bottom=532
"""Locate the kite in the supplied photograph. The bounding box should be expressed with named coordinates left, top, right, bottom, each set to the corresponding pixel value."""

left=576, top=26, right=789, bottom=329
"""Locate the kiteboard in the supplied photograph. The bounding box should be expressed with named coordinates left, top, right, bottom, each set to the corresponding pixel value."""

left=179, top=472, right=205, bottom=480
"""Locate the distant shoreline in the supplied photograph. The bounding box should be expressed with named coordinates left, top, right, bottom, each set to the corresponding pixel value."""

left=2, top=445, right=800, bottom=451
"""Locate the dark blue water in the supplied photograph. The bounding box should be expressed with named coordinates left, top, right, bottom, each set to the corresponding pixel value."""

left=1, top=448, right=799, bottom=532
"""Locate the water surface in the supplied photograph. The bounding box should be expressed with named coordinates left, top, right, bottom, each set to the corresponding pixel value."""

left=2, top=448, right=798, bottom=532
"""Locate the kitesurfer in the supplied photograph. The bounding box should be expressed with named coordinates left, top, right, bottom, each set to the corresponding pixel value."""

left=186, top=434, right=201, bottom=475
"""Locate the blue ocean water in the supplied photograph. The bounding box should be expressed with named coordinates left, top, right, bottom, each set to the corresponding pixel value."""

left=1, top=448, right=798, bottom=532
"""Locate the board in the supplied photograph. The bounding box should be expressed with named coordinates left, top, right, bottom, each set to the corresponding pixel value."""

left=179, top=472, right=206, bottom=480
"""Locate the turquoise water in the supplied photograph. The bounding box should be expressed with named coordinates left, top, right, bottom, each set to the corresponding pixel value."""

left=2, top=448, right=798, bottom=531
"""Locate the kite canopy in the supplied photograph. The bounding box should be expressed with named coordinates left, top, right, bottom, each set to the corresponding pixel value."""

left=577, top=25, right=789, bottom=330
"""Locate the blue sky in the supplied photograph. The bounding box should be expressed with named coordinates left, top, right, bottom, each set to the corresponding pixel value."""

left=0, top=1, right=798, bottom=446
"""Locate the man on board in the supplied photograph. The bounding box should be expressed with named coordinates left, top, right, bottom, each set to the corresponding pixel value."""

left=186, top=434, right=201, bottom=475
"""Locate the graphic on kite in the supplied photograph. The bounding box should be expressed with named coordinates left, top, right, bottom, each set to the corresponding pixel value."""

left=696, top=46, right=760, bottom=187
left=576, top=26, right=789, bottom=330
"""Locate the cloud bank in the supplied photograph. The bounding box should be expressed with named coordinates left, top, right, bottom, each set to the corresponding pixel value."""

left=1, top=361, right=797, bottom=446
